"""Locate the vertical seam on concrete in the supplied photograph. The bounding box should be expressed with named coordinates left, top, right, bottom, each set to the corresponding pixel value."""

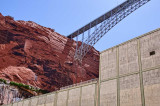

left=44, top=95, right=47, bottom=106
left=79, top=86, right=82, bottom=106
left=137, top=39, right=145, bottom=106
left=21, top=99, right=24, bottom=106
left=97, top=82, right=99, bottom=106
left=117, top=47, right=120, bottom=106
left=97, top=81, right=100, bottom=106
left=36, top=97, right=39, bottom=106
left=94, top=83, right=97, bottom=106
left=54, top=92, right=58, bottom=106
left=28, top=98, right=31, bottom=106
left=66, top=90, right=69, bottom=106
left=29, top=98, right=31, bottom=106
left=98, top=54, right=102, bottom=106
left=99, top=54, right=102, bottom=82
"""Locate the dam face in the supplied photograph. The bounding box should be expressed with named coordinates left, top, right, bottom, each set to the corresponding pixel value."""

left=99, top=28, right=160, bottom=106
left=4, top=28, right=160, bottom=106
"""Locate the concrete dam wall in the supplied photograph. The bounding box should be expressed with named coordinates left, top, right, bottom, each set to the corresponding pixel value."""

left=3, top=28, right=160, bottom=106
left=100, top=28, right=160, bottom=106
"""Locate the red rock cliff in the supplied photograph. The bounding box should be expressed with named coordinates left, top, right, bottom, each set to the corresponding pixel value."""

left=0, top=13, right=99, bottom=91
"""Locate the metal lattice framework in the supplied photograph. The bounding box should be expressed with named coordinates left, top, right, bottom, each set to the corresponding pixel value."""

left=67, top=0, right=150, bottom=61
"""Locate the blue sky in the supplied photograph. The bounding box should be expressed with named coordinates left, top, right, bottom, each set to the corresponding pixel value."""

left=0, top=0, right=159, bottom=52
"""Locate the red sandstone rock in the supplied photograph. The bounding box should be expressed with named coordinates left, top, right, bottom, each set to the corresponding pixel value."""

left=0, top=13, right=99, bottom=91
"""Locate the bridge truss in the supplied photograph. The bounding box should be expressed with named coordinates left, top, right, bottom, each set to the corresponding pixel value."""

left=67, top=0, right=151, bottom=61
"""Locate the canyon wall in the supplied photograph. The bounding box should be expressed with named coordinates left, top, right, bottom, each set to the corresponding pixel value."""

left=0, top=13, right=99, bottom=92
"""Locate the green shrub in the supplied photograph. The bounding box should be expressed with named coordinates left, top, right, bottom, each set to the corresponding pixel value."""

left=10, top=81, right=49, bottom=94
left=0, top=79, right=7, bottom=84
left=0, top=79, right=49, bottom=94
left=24, top=85, right=30, bottom=89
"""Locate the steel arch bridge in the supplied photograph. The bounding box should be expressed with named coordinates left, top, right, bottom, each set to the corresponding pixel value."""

left=67, top=0, right=151, bottom=61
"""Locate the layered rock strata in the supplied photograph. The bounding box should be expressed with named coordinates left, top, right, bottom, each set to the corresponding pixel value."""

left=0, top=13, right=99, bottom=91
